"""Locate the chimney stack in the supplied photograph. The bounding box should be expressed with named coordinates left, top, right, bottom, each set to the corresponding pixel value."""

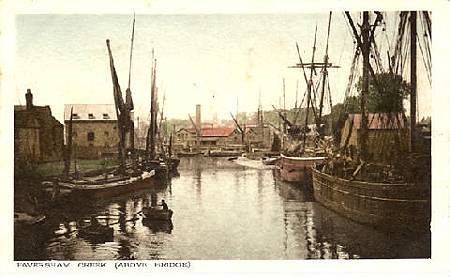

left=195, top=104, right=201, bottom=131
left=25, top=89, right=33, bottom=110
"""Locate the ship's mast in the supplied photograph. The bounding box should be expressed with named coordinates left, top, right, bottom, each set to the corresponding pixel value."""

left=318, top=12, right=333, bottom=132
left=360, top=11, right=370, bottom=162
left=149, top=52, right=157, bottom=160
left=106, top=39, right=126, bottom=173
left=127, top=14, right=136, bottom=164
left=63, top=107, right=73, bottom=179
left=289, top=17, right=338, bottom=151
left=409, top=11, right=417, bottom=152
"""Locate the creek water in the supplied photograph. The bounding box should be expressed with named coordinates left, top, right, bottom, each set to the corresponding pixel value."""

left=15, top=156, right=430, bottom=260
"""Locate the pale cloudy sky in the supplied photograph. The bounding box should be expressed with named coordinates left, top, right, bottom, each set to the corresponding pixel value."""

left=14, top=12, right=431, bottom=123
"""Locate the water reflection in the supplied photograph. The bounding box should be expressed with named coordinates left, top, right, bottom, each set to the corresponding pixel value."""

left=15, top=156, right=430, bottom=260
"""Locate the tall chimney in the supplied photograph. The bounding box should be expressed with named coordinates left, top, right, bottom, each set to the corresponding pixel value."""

left=25, top=89, right=33, bottom=110
left=195, top=104, right=201, bottom=131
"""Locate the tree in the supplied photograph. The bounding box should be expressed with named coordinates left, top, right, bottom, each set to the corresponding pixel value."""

left=349, top=72, right=410, bottom=113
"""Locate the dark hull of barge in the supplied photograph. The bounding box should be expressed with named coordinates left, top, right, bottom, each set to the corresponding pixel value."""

left=311, top=168, right=431, bottom=233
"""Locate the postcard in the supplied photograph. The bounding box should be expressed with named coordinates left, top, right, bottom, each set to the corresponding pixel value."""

left=0, top=0, right=449, bottom=276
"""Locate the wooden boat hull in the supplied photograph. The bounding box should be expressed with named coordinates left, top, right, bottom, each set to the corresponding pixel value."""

left=142, top=207, right=173, bottom=221
left=262, top=157, right=280, bottom=165
left=278, top=155, right=326, bottom=183
left=311, top=168, right=431, bottom=232
left=14, top=213, right=46, bottom=226
left=142, top=218, right=173, bottom=233
left=176, top=151, right=201, bottom=157
left=207, top=151, right=244, bottom=157
left=58, top=170, right=157, bottom=198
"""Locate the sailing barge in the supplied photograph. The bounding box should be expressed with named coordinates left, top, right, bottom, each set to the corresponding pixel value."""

left=312, top=167, right=430, bottom=230
left=277, top=13, right=335, bottom=185
left=43, top=17, right=171, bottom=199
left=311, top=12, right=431, bottom=232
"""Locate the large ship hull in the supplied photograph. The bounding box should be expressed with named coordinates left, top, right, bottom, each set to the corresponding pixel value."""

left=311, top=168, right=431, bottom=232
left=278, top=154, right=327, bottom=183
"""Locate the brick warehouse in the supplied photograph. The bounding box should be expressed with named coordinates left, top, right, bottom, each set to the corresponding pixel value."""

left=64, top=104, right=126, bottom=159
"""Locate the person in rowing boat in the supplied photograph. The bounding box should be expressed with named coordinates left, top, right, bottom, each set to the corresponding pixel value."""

left=160, top=199, right=168, bottom=210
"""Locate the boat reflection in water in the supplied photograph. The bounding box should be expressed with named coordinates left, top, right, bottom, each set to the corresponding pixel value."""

left=15, top=157, right=429, bottom=260
left=142, top=219, right=174, bottom=234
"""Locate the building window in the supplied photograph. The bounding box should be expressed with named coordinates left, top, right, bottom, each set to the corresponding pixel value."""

left=87, top=132, right=95, bottom=141
left=72, top=113, right=79, bottom=119
left=104, top=131, right=109, bottom=136
left=103, top=113, right=109, bottom=119
left=88, top=113, right=94, bottom=119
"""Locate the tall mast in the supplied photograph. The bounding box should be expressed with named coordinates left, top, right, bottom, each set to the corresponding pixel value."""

left=410, top=11, right=417, bottom=152
left=360, top=12, right=370, bottom=161
left=258, top=90, right=264, bottom=146
left=283, top=78, right=287, bottom=134
left=63, top=107, right=73, bottom=179
left=301, top=26, right=317, bottom=152
left=149, top=51, right=157, bottom=160
left=106, top=39, right=126, bottom=173
left=318, top=12, right=332, bottom=131
left=128, top=14, right=136, bottom=89
left=127, top=14, right=136, bottom=163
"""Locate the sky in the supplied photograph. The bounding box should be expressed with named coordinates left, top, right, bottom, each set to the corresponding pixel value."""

left=14, top=13, right=431, bottom=123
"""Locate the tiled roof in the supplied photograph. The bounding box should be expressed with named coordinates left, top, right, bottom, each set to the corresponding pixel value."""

left=349, top=113, right=406, bottom=130
left=15, top=105, right=51, bottom=115
left=14, top=105, right=62, bottom=127
left=64, top=104, right=117, bottom=121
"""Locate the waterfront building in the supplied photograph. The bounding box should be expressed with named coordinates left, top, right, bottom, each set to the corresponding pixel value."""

left=174, top=126, right=242, bottom=152
left=14, top=89, right=64, bottom=163
left=339, top=113, right=408, bottom=162
left=244, top=124, right=274, bottom=150
left=64, top=104, right=124, bottom=159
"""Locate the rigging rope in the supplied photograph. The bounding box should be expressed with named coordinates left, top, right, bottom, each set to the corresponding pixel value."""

left=417, top=31, right=432, bottom=86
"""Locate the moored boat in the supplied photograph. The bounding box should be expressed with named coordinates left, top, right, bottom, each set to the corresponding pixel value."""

left=311, top=166, right=430, bottom=232
left=176, top=151, right=202, bottom=157
left=53, top=170, right=155, bottom=198
left=206, top=150, right=244, bottom=157
left=14, top=213, right=46, bottom=226
left=233, top=156, right=275, bottom=169
left=261, top=156, right=280, bottom=165
left=310, top=12, right=432, bottom=233
left=278, top=154, right=326, bottom=183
